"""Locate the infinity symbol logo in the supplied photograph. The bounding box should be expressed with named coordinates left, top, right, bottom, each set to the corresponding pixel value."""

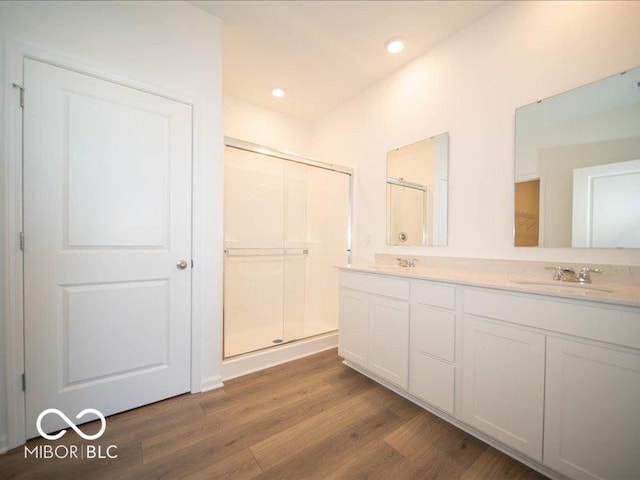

left=36, top=408, right=107, bottom=441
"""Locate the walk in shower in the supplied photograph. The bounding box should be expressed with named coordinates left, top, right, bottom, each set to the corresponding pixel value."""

left=223, top=138, right=352, bottom=358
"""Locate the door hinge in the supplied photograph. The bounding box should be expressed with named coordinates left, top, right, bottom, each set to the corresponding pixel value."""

left=12, top=83, right=24, bottom=108
left=21, top=373, right=26, bottom=392
left=20, top=232, right=24, bottom=251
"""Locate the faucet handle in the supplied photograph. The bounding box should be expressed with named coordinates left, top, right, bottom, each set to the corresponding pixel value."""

left=396, top=257, right=419, bottom=268
left=578, top=266, right=603, bottom=284
left=546, top=265, right=564, bottom=281
left=580, top=266, right=603, bottom=274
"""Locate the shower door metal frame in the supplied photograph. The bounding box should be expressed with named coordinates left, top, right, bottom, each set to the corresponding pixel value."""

left=224, top=136, right=353, bottom=263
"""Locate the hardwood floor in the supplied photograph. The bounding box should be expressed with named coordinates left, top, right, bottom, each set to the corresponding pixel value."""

left=0, top=349, right=549, bottom=480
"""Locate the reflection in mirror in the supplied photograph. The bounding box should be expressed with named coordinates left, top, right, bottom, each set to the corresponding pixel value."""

left=515, top=66, right=640, bottom=248
left=386, top=133, right=449, bottom=246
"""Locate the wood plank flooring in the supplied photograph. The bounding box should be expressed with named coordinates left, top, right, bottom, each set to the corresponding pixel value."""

left=0, top=349, right=549, bottom=480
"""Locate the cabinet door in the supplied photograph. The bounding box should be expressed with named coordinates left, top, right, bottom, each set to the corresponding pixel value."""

left=410, top=351, right=454, bottom=414
left=338, top=289, right=369, bottom=367
left=368, top=296, right=409, bottom=389
left=410, top=304, right=455, bottom=413
left=411, top=304, right=455, bottom=361
left=544, top=337, right=640, bottom=480
left=461, top=316, right=545, bottom=460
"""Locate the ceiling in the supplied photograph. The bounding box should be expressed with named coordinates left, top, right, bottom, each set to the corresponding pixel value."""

left=191, top=1, right=503, bottom=122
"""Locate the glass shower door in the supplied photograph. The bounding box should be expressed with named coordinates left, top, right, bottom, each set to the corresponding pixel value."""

left=283, top=163, right=350, bottom=342
left=224, top=145, right=350, bottom=358
left=224, top=147, right=286, bottom=357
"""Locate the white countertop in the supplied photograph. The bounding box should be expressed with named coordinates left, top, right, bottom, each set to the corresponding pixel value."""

left=338, top=264, right=640, bottom=308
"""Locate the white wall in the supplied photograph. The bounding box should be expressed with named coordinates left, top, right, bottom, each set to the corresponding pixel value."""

left=223, top=95, right=313, bottom=157
left=0, top=0, right=223, bottom=447
left=312, top=0, right=640, bottom=266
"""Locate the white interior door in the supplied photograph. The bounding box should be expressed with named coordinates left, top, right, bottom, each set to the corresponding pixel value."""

left=23, top=58, right=193, bottom=438
left=572, top=159, right=640, bottom=247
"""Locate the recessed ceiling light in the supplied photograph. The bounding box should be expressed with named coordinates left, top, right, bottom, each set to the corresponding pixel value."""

left=385, top=38, right=404, bottom=54
left=271, top=87, right=286, bottom=98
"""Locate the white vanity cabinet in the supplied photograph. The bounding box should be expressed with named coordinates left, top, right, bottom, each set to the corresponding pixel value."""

left=461, top=315, right=545, bottom=460
left=461, top=286, right=640, bottom=478
left=338, top=266, right=640, bottom=480
left=409, top=280, right=457, bottom=414
left=338, top=271, right=410, bottom=389
left=544, top=337, right=640, bottom=480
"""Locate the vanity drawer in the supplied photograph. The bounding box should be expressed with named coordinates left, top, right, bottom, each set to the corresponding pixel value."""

left=340, top=271, right=410, bottom=300
left=411, top=304, right=455, bottom=362
left=410, top=351, right=455, bottom=414
left=412, top=280, right=456, bottom=310
left=463, top=287, right=640, bottom=350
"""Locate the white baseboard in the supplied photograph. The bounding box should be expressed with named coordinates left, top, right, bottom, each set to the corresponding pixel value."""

left=221, top=332, right=338, bottom=381
left=200, top=375, right=224, bottom=393
left=0, top=434, right=8, bottom=455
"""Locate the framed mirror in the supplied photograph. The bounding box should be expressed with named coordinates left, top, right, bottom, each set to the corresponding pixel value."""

left=514, top=66, right=640, bottom=248
left=386, top=132, right=449, bottom=246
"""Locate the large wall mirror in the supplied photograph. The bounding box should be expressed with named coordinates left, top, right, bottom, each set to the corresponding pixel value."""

left=386, top=132, right=449, bottom=246
left=514, top=66, right=640, bottom=248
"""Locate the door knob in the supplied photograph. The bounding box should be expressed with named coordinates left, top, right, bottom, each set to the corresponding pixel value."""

left=176, top=260, right=188, bottom=270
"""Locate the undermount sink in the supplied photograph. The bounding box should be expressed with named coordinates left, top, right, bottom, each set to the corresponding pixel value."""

left=511, top=279, right=615, bottom=294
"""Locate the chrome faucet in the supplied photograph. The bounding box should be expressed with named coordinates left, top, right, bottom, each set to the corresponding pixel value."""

left=397, top=257, right=419, bottom=268
left=551, top=266, right=578, bottom=282
left=578, top=266, right=603, bottom=284
left=550, top=265, right=603, bottom=283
